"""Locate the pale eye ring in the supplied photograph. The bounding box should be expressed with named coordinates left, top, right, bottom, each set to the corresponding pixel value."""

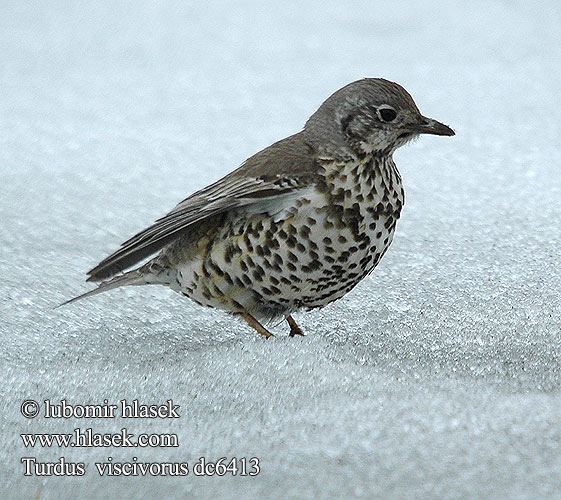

left=378, top=106, right=397, bottom=122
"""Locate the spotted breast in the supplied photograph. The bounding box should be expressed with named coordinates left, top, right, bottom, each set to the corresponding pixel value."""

left=163, top=153, right=404, bottom=322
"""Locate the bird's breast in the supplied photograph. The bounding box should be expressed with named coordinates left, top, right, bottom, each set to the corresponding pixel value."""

left=275, top=154, right=405, bottom=306
left=169, top=155, right=406, bottom=315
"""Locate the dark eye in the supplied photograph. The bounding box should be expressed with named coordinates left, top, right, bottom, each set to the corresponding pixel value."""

left=340, top=113, right=354, bottom=132
left=378, top=107, right=397, bottom=122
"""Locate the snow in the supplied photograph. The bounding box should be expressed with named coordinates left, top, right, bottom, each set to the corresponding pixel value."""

left=2, top=0, right=561, bottom=498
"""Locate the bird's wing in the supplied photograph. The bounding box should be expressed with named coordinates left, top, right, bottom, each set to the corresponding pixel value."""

left=86, top=134, right=320, bottom=282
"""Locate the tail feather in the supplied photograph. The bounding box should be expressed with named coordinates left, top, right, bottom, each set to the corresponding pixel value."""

left=57, top=270, right=147, bottom=308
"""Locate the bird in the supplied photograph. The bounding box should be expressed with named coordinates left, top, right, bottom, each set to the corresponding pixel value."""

left=62, top=78, right=454, bottom=338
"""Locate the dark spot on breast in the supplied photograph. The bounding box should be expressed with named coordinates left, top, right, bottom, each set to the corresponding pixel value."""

left=384, top=217, right=395, bottom=230
left=224, top=245, right=234, bottom=264
left=338, top=251, right=350, bottom=263
left=299, top=226, right=311, bottom=238
left=309, top=260, right=322, bottom=271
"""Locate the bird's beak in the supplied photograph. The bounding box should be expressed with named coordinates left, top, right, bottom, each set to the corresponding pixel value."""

left=413, top=116, right=455, bottom=136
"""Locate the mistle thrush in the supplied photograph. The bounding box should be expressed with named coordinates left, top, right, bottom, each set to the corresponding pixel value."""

left=63, top=78, right=455, bottom=338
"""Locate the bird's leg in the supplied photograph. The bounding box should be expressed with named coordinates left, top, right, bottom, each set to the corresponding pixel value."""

left=239, top=312, right=275, bottom=339
left=286, top=315, right=305, bottom=337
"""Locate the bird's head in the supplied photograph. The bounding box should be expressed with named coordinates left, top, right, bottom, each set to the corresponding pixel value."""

left=304, top=78, right=454, bottom=158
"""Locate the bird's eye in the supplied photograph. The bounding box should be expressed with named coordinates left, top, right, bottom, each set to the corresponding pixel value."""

left=378, top=107, right=397, bottom=122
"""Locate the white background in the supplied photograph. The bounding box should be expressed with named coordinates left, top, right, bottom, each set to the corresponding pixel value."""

left=1, top=1, right=560, bottom=498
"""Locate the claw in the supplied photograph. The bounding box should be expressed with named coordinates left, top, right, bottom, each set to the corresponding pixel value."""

left=286, top=315, right=305, bottom=337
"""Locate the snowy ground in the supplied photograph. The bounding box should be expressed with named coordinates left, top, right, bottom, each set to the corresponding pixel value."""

left=2, top=1, right=561, bottom=498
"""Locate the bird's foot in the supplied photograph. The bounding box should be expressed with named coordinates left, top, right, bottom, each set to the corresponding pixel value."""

left=239, top=312, right=275, bottom=339
left=286, top=315, right=305, bottom=337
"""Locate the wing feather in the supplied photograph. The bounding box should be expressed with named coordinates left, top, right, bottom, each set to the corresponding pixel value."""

left=86, top=132, right=321, bottom=282
left=87, top=176, right=303, bottom=281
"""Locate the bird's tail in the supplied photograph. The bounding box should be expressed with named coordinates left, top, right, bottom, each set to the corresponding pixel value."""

left=57, top=269, right=149, bottom=308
